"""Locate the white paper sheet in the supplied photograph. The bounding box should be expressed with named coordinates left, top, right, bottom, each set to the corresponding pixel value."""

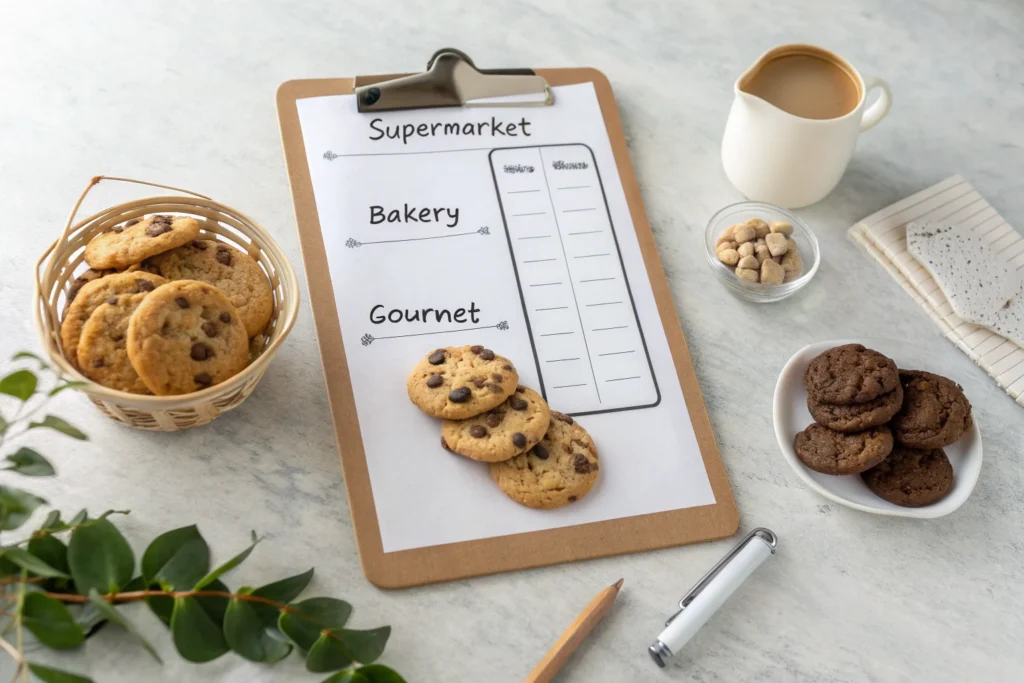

left=297, top=83, right=715, bottom=552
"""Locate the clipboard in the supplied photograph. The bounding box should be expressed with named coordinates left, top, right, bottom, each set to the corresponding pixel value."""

left=277, top=49, right=738, bottom=588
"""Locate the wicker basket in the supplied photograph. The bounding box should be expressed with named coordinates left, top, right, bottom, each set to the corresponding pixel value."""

left=33, top=176, right=300, bottom=431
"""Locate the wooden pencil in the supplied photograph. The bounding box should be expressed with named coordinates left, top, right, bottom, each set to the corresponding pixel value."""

left=523, top=578, right=624, bottom=683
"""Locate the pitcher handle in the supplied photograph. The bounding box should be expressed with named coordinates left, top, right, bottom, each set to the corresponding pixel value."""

left=860, top=77, right=892, bottom=132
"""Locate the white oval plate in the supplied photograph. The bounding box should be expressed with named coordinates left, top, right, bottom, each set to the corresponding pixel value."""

left=773, top=338, right=982, bottom=518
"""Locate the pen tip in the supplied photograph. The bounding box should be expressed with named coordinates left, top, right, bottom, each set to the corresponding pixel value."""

left=613, top=578, right=624, bottom=590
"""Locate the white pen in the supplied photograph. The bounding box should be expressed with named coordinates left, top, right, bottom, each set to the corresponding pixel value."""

left=649, top=528, right=778, bottom=667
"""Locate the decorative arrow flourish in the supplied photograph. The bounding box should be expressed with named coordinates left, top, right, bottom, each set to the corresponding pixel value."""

left=361, top=320, right=509, bottom=346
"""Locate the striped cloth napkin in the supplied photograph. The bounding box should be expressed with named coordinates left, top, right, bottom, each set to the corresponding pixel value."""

left=849, top=175, right=1024, bottom=408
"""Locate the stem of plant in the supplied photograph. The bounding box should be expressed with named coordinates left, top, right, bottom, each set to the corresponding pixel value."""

left=13, top=571, right=26, bottom=683
left=39, top=589, right=346, bottom=639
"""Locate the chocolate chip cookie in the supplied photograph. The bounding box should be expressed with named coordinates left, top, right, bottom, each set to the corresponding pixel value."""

left=861, top=445, right=954, bottom=507
left=60, top=272, right=168, bottom=368
left=143, top=240, right=274, bottom=337
left=407, top=345, right=519, bottom=419
left=84, top=215, right=201, bottom=270
left=77, top=297, right=155, bottom=394
left=793, top=423, right=893, bottom=475
left=804, top=344, right=899, bottom=404
left=440, top=386, right=551, bottom=462
left=891, top=370, right=973, bottom=448
left=127, top=280, right=248, bottom=395
left=488, top=411, right=599, bottom=509
left=807, top=383, right=903, bottom=433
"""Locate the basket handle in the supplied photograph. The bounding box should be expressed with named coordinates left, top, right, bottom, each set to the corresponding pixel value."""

left=33, top=176, right=215, bottom=347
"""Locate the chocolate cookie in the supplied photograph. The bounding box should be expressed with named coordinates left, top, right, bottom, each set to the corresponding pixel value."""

left=143, top=240, right=274, bottom=337
left=891, top=370, right=973, bottom=448
left=127, top=280, right=249, bottom=395
left=489, top=411, right=599, bottom=509
left=84, top=215, right=201, bottom=270
left=807, top=383, right=903, bottom=433
left=861, top=445, right=954, bottom=507
left=804, top=344, right=899, bottom=404
left=440, top=386, right=551, bottom=462
left=793, top=423, right=893, bottom=475
left=77, top=297, right=154, bottom=394
left=60, top=272, right=168, bottom=368
left=406, top=345, right=519, bottom=419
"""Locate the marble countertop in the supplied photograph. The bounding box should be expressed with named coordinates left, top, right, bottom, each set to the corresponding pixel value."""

left=2, top=1, right=1023, bottom=681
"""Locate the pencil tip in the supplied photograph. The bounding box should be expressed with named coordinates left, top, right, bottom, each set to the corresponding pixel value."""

left=613, top=578, right=624, bottom=589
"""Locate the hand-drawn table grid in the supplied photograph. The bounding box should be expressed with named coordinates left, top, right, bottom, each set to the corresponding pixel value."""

left=490, top=143, right=659, bottom=415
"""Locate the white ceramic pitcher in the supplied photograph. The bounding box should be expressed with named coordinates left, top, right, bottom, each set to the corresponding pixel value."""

left=721, top=44, right=892, bottom=209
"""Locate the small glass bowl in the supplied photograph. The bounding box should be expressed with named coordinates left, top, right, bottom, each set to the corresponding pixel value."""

left=705, top=201, right=820, bottom=303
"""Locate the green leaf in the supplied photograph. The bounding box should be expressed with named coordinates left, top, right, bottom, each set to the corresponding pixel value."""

left=67, top=518, right=134, bottom=595
left=40, top=510, right=62, bottom=531
left=146, top=594, right=173, bottom=626
left=193, top=531, right=260, bottom=590
left=0, top=414, right=8, bottom=435
left=306, top=634, right=354, bottom=672
left=68, top=510, right=88, bottom=526
left=22, top=592, right=85, bottom=649
left=320, top=671, right=369, bottom=683
left=0, top=369, right=38, bottom=400
left=171, top=596, right=229, bottom=662
left=353, top=665, right=407, bottom=683
left=122, top=576, right=145, bottom=592
left=224, top=589, right=293, bottom=663
left=4, top=447, right=55, bottom=476
left=307, top=629, right=393, bottom=673
left=49, top=381, right=87, bottom=397
left=87, top=589, right=162, bottom=663
left=337, top=627, right=390, bottom=665
left=28, top=535, right=70, bottom=576
left=1, top=546, right=68, bottom=578
left=278, top=597, right=353, bottom=652
left=141, top=525, right=210, bottom=589
left=0, top=485, right=47, bottom=531
left=27, top=663, right=94, bottom=683
left=29, top=415, right=87, bottom=440
left=12, top=351, right=49, bottom=367
left=248, top=567, right=314, bottom=626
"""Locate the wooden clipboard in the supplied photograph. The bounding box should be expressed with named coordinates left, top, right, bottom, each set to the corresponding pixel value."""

left=276, top=50, right=738, bottom=588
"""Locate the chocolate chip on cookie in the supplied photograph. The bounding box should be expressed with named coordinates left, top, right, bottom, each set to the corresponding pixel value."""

left=807, top=383, right=903, bottom=433
left=439, top=386, right=550, bottom=462
left=449, top=387, right=471, bottom=403
left=891, top=370, right=972, bottom=448
left=793, top=423, right=893, bottom=475
left=804, top=344, right=899, bottom=404
left=489, top=413, right=599, bottom=508
left=861, top=444, right=954, bottom=507
left=407, top=345, right=519, bottom=419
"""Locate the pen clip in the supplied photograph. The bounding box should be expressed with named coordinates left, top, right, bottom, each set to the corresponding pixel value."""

left=665, top=528, right=777, bottom=626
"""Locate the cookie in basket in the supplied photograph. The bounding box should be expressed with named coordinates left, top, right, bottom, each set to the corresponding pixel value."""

left=60, top=272, right=167, bottom=368
left=489, top=411, right=599, bottom=509
left=407, top=345, right=519, bottom=419
left=77, top=294, right=157, bottom=394
left=440, top=386, right=551, bottom=462
left=84, top=215, right=200, bottom=270
left=142, top=240, right=273, bottom=337
left=127, top=280, right=249, bottom=395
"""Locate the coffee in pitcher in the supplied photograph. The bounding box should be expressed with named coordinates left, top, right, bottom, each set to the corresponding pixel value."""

left=739, top=49, right=862, bottom=120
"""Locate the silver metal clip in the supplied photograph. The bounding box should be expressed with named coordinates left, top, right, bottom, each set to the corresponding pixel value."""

left=665, top=527, right=778, bottom=627
left=354, top=48, right=553, bottom=113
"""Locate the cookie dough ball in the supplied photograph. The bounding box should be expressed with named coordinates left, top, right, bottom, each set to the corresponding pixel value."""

left=717, top=248, right=740, bottom=266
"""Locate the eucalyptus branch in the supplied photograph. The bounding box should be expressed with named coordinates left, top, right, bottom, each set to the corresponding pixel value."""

left=45, top=589, right=291, bottom=610
left=13, top=572, right=26, bottom=683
